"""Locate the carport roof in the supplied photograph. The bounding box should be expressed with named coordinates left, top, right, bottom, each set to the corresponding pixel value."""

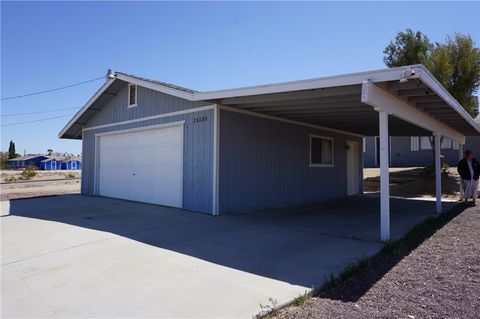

left=59, top=65, right=480, bottom=140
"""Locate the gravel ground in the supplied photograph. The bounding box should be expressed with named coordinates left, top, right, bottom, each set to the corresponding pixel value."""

left=0, top=179, right=80, bottom=201
left=271, top=204, right=480, bottom=319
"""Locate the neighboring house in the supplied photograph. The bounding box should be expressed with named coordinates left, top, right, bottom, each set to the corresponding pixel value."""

left=364, top=114, right=480, bottom=167
left=9, top=155, right=48, bottom=169
left=62, top=157, right=82, bottom=170
left=59, top=66, right=480, bottom=221
left=40, top=157, right=64, bottom=170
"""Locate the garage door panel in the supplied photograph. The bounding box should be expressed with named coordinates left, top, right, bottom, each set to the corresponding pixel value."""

left=100, top=145, right=181, bottom=166
left=98, top=125, right=183, bottom=208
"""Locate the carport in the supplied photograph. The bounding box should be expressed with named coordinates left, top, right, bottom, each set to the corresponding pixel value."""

left=196, top=65, right=480, bottom=240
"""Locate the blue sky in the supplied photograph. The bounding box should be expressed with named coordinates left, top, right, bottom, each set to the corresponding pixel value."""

left=1, top=1, right=479, bottom=155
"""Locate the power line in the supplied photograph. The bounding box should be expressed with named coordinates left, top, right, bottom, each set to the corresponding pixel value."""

left=1, top=114, right=73, bottom=127
left=1, top=107, right=79, bottom=117
left=1, top=76, right=104, bottom=101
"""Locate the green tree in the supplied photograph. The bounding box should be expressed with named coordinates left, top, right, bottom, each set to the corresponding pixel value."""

left=384, top=30, right=480, bottom=117
left=383, top=29, right=432, bottom=67
left=8, top=141, right=16, bottom=159
left=428, top=33, right=480, bottom=116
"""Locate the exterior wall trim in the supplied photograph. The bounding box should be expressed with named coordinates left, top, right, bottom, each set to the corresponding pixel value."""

left=84, top=104, right=216, bottom=132
left=92, top=120, right=186, bottom=199
left=212, top=105, right=220, bottom=215
left=219, top=104, right=363, bottom=138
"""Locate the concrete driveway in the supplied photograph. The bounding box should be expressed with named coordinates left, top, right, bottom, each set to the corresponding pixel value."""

left=1, top=195, right=455, bottom=318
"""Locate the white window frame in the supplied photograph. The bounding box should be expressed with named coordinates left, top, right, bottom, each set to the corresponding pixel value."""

left=309, top=134, right=334, bottom=167
left=128, top=84, right=138, bottom=108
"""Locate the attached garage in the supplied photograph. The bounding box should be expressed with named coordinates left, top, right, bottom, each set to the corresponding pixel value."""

left=97, top=123, right=184, bottom=208
left=60, top=66, right=480, bottom=240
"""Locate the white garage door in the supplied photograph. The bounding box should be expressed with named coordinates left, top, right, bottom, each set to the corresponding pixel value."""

left=98, top=124, right=183, bottom=208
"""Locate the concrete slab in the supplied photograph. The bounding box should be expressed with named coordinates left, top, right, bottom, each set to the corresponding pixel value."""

left=1, top=194, right=455, bottom=318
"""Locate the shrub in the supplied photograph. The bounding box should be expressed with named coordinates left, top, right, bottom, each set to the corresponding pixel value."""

left=21, top=165, right=37, bottom=180
left=4, top=176, right=16, bottom=182
left=423, top=162, right=449, bottom=176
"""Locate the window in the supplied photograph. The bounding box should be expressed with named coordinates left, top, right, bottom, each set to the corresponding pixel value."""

left=128, top=84, right=137, bottom=107
left=452, top=140, right=460, bottom=150
left=410, top=137, right=420, bottom=151
left=420, top=136, right=432, bottom=150
left=441, top=137, right=452, bottom=149
left=420, top=136, right=454, bottom=150
left=310, top=135, right=334, bottom=167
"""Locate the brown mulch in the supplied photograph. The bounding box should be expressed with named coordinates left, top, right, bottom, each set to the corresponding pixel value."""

left=271, top=204, right=480, bottom=319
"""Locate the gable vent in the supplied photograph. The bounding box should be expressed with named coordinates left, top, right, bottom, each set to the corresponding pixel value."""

left=128, top=84, right=137, bottom=107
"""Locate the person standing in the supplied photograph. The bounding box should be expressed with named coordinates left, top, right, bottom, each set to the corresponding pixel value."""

left=457, top=150, right=480, bottom=206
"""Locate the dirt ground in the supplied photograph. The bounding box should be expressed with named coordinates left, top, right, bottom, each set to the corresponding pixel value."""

left=363, top=167, right=463, bottom=200
left=271, top=204, right=480, bottom=319
left=0, top=170, right=81, bottom=201
left=1, top=169, right=81, bottom=182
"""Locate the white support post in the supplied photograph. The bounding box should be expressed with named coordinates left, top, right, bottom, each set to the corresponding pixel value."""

left=434, top=133, right=442, bottom=214
left=459, top=143, right=464, bottom=200
left=379, top=111, right=390, bottom=241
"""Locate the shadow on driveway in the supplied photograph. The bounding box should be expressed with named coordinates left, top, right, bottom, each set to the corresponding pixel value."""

left=2, top=194, right=456, bottom=289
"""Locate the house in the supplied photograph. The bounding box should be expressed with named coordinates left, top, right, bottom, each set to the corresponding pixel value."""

left=60, top=65, right=480, bottom=240
left=364, top=115, right=480, bottom=167
left=39, top=157, right=64, bottom=170
left=62, top=157, right=82, bottom=170
left=9, top=155, right=48, bottom=169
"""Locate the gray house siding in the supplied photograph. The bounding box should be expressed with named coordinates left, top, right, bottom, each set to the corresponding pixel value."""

left=218, top=110, right=363, bottom=213
left=86, top=85, right=209, bottom=128
left=364, top=136, right=480, bottom=167
left=81, top=83, right=214, bottom=214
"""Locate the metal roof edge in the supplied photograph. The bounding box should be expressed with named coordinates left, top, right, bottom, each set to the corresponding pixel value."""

left=416, top=65, right=480, bottom=134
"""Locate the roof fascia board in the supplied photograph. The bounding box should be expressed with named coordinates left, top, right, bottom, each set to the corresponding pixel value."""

left=193, top=66, right=421, bottom=101
left=58, top=78, right=115, bottom=138
left=415, top=65, right=480, bottom=134
left=115, top=73, right=195, bottom=101
left=361, top=81, right=465, bottom=144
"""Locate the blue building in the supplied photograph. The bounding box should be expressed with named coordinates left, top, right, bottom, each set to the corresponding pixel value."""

left=39, top=157, right=64, bottom=170
left=62, top=158, right=82, bottom=170
left=9, top=155, right=48, bottom=169
left=58, top=67, right=480, bottom=216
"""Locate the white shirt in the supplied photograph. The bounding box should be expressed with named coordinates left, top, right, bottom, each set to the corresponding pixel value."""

left=467, top=160, right=474, bottom=180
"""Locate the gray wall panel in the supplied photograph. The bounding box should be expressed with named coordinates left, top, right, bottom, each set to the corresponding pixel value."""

left=218, top=110, right=363, bottom=213
left=86, top=84, right=210, bottom=128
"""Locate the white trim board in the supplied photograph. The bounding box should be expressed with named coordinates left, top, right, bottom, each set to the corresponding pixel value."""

left=84, top=104, right=216, bottom=132
left=212, top=104, right=220, bottom=215
left=219, top=104, right=363, bottom=138
left=59, top=78, right=115, bottom=138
